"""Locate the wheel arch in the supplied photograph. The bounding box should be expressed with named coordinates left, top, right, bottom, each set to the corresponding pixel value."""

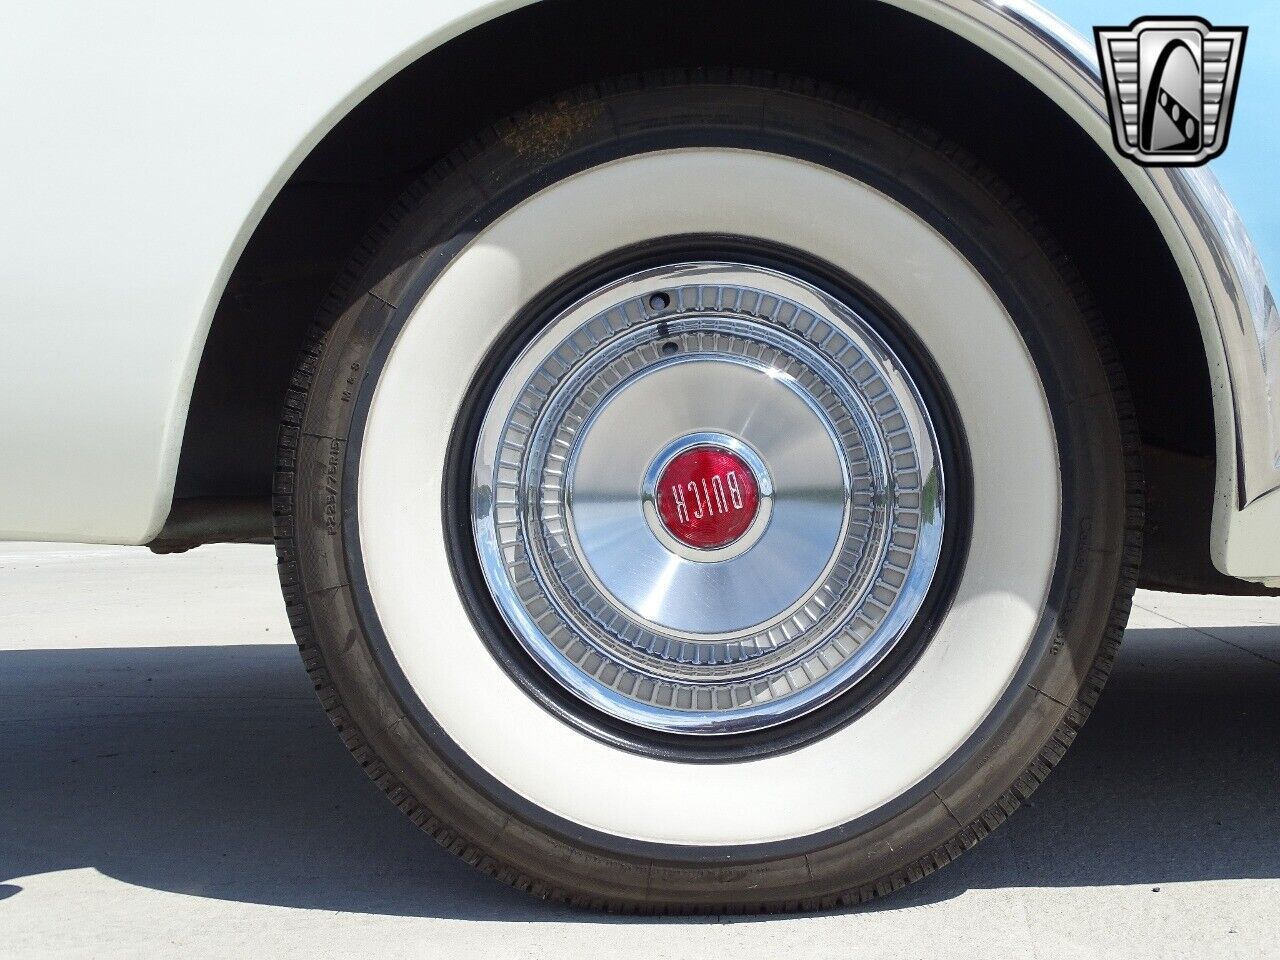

left=163, top=0, right=1269, bottom=592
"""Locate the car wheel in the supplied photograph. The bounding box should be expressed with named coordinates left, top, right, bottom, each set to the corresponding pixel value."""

left=275, top=72, right=1140, bottom=912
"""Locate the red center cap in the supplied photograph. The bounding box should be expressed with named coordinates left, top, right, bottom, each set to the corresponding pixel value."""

left=656, top=446, right=760, bottom=550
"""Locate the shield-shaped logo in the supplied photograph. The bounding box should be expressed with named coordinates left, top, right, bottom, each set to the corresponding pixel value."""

left=1095, top=17, right=1247, bottom=166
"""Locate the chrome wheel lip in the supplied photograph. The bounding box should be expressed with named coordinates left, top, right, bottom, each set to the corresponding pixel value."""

left=471, top=260, right=945, bottom=735
left=639, top=431, right=774, bottom=563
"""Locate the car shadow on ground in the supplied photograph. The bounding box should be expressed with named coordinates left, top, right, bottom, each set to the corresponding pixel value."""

left=1, top=623, right=1277, bottom=921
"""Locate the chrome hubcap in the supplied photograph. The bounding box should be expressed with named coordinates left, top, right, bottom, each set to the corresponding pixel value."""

left=472, top=262, right=944, bottom=734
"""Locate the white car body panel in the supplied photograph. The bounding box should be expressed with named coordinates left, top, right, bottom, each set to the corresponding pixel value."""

left=0, top=0, right=525, bottom=543
left=0, top=0, right=1276, bottom=582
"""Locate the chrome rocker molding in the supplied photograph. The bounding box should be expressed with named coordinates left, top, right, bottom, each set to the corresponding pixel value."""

left=885, top=0, right=1279, bottom=582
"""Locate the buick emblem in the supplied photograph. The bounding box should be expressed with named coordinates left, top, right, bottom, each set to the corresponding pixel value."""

left=638, top=431, right=775, bottom=561
left=656, top=445, right=760, bottom=549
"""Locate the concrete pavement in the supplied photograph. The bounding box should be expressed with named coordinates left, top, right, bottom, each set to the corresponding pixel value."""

left=2, top=542, right=1279, bottom=958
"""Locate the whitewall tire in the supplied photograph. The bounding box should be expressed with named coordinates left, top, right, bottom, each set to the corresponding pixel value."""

left=276, top=73, right=1139, bottom=910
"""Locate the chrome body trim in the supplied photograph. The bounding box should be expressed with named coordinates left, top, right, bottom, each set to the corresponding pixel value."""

left=892, top=0, right=1278, bottom=576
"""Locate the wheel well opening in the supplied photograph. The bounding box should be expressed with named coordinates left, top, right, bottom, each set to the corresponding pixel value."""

left=169, top=0, right=1219, bottom=588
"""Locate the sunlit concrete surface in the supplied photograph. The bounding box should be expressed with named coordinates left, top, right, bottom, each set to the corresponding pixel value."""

left=2, top=542, right=1279, bottom=959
